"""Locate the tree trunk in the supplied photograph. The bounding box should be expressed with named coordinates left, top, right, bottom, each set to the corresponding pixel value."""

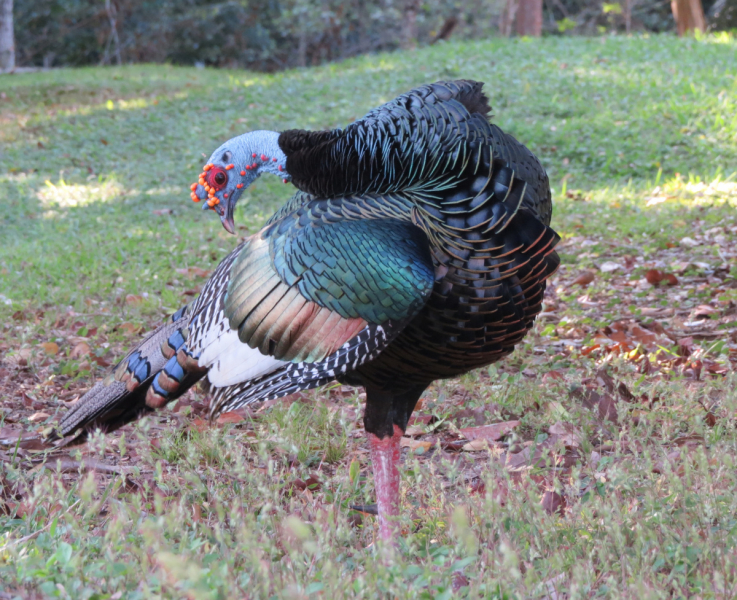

left=401, top=0, right=420, bottom=49
left=671, top=0, right=706, bottom=35
left=515, top=0, right=543, bottom=36
left=430, top=16, right=458, bottom=44
left=500, top=0, right=519, bottom=36
left=297, top=30, right=307, bottom=68
left=0, top=0, right=14, bottom=73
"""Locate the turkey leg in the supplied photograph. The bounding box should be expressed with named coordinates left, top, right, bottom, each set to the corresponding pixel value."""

left=367, top=424, right=403, bottom=541
left=363, top=384, right=427, bottom=543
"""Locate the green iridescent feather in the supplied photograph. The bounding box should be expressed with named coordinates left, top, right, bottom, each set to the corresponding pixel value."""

left=225, top=213, right=435, bottom=330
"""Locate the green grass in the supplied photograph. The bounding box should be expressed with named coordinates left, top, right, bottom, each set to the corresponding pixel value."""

left=1, top=33, right=737, bottom=598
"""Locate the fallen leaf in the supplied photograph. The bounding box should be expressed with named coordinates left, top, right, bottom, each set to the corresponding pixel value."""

left=70, top=342, right=91, bottom=359
left=152, top=208, right=173, bottom=216
left=451, top=571, right=470, bottom=592
left=597, top=394, right=618, bottom=423
left=548, top=422, right=583, bottom=447
left=599, top=261, right=621, bottom=273
left=125, top=294, right=144, bottom=306
left=460, top=420, right=519, bottom=442
left=190, top=418, right=209, bottom=432
left=290, top=478, right=307, bottom=491
left=663, top=272, right=678, bottom=285
left=693, top=304, right=717, bottom=318
left=28, top=412, right=50, bottom=423
left=190, top=267, right=210, bottom=278
left=462, top=438, right=501, bottom=452
left=573, top=270, right=596, bottom=286
left=645, top=269, right=664, bottom=285
left=441, top=440, right=467, bottom=452
left=41, top=342, right=59, bottom=355
left=541, top=490, right=566, bottom=516
left=118, top=323, right=143, bottom=334
left=305, top=474, right=321, bottom=490
left=400, top=438, right=433, bottom=453
left=408, top=414, right=437, bottom=426
left=90, top=355, right=110, bottom=367
left=542, top=370, right=565, bottom=383
left=452, top=403, right=502, bottom=427
left=217, top=411, right=245, bottom=425
left=506, top=446, right=532, bottom=470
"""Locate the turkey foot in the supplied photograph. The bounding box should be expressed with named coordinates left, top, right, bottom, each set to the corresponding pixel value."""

left=367, top=424, right=403, bottom=543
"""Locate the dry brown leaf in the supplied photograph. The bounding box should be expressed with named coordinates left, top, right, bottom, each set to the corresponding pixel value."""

left=190, top=418, right=209, bottom=432
left=597, top=395, right=619, bottom=423
left=541, top=490, right=566, bottom=516
left=408, top=414, right=437, bottom=426
left=663, top=272, right=679, bottom=285
left=573, top=270, right=596, bottom=286
left=400, top=438, right=433, bottom=453
left=645, top=269, right=663, bottom=285
left=548, top=422, right=583, bottom=448
left=460, top=420, right=519, bottom=442
left=542, top=370, right=565, bottom=383
left=216, top=411, right=245, bottom=425
left=290, top=478, right=307, bottom=491
left=645, top=269, right=678, bottom=286
left=506, top=446, right=532, bottom=470
left=305, top=474, right=321, bottom=490
left=28, top=412, right=50, bottom=423
left=118, top=323, right=142, bottom=334
left=41, top=342, right=59, bottom=355
left=70, top=342, right=91, bottom=359
left=462, top=438, right=502, bottom=452
left=125, top=294, right=144, bottom=306
left=191, top=503, right=202, bottom=522
left=190, top=267, right=210, bottom=278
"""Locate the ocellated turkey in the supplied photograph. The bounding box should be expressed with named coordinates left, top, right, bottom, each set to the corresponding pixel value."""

left=57, top=80, right=560, bottom=542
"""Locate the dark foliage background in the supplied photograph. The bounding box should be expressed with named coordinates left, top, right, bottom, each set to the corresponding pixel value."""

left=13, top=0, right=732, bottom=70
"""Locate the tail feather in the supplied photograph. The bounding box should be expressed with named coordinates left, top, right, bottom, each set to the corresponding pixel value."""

left=55, top=305, right=203, bottom=438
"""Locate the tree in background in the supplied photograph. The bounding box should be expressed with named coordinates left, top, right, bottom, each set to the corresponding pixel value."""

left=10, top=0, right=703, bottom=71
left=500, top=0, right=518, bottom=36
left=515, top=0, right=543, bottom=35
left=0, top=0, right=13, bottom=73
left=401, top=0, right=421, bottom=48
left=671, top=0, right=706, bottom=34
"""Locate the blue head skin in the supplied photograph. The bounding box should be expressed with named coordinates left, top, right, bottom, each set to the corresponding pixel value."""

left=192, top=130, right=290, bottom=234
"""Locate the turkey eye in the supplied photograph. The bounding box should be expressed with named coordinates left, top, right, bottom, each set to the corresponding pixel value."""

left=214, top=172, right=226, bottom=185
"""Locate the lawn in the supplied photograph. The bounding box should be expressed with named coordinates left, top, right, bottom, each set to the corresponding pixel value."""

left=1, top=33, right=737, bottom=598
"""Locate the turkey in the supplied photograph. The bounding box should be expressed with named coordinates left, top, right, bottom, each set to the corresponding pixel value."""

left=56, top=80, right=560, bottom=543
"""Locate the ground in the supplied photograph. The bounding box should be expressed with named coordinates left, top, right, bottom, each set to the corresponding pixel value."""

left=0, top=34, right=736, bottom=599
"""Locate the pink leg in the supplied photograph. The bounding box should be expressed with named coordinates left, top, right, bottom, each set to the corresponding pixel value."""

left=368, top=424, right=403, bottom=542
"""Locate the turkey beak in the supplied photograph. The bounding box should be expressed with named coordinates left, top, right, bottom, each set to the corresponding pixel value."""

left=219, top=187, right=241, bottom=235
left=220, top=207, right=236, bottom=235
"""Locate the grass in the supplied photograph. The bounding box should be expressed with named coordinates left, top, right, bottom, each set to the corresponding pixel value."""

left=0, top=33, right=737, bottom=598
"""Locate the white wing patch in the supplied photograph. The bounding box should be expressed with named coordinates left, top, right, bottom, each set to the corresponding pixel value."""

left=199, top=325, right=285, bottom=388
